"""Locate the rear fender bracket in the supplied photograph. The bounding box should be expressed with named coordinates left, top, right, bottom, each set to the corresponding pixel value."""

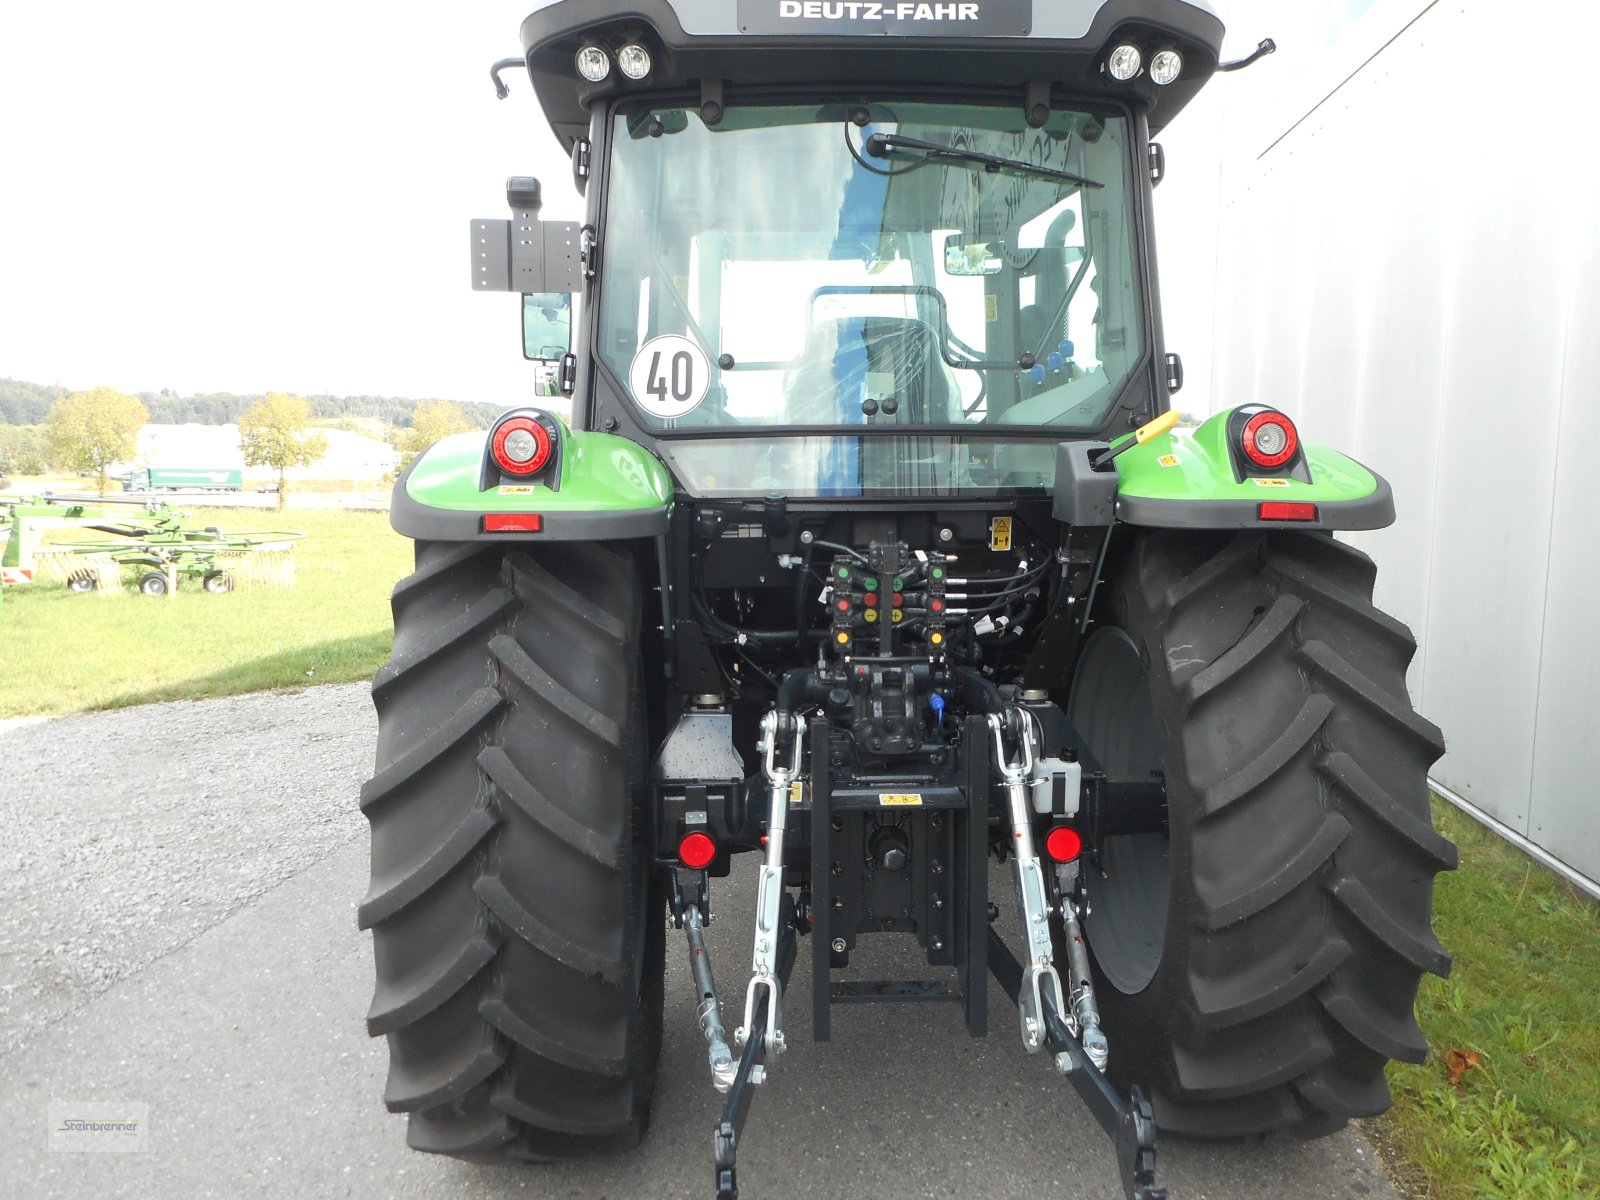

left=391, top=426, right=672, bottom=542
left=1051, top=408, right=1397, bottom=532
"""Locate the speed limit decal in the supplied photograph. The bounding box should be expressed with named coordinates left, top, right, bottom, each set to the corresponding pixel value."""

left=629, top=335, right=710, bottom=420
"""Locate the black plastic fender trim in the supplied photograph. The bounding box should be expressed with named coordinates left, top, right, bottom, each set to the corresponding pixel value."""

left=390, top=477, right=668, bottom=542
left=1114, top=473, right=1395, bottom=532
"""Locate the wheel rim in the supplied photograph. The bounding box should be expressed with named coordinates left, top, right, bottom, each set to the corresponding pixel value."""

left=1067, top=626, right=1169, bottom=994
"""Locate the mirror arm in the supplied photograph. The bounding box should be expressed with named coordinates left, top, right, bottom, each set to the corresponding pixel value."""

left=490, top=56, right=525, bottom=99
left=1217, top=38, right=1276, bottom=73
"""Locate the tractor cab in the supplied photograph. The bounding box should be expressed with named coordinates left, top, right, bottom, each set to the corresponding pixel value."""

left=497, top=0, right=1224, bottom=493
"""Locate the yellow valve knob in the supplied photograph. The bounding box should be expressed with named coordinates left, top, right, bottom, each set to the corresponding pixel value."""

left=1133, top=409, right=1180, bottom=444
left=1099, top=409, right=1182, bottom=471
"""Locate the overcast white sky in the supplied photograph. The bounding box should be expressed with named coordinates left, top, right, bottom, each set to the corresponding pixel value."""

left=0, top=1, right=1291, bottom=411
left=0, top=1, right=578, bottom=407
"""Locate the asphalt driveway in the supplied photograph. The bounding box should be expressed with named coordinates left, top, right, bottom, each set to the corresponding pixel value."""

left=0, top=685, right=1401, bottom=1199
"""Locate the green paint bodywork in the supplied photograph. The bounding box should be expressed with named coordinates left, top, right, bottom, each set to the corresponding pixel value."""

left=405, top=429, right=673, bottom=514
left=398, top=408, right=1382, bottom=536
left=1112, top=409, right=1381, bottom=506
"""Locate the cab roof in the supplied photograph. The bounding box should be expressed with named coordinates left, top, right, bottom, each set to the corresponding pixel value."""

left=517, top=0, right=1226, bottom=149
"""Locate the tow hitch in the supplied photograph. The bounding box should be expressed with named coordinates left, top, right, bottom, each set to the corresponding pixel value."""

left=670, top=699, right=1166, bottom=1200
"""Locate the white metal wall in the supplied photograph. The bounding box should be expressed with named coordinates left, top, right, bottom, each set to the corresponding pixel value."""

left=1159, top=0, right=1600, bottom=891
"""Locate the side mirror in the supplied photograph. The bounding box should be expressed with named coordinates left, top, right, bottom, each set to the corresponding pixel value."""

left=943, top=234, right=1003, bottom=276
left=523, top=293, right=572, bottom=361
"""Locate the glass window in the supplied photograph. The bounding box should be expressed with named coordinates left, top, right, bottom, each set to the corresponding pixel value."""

left=597, top=99, right=1145, bottom=449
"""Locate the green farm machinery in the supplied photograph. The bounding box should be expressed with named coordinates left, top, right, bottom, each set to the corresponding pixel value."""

left=359, top=4, right=1455, bottom=1197
left=0, top=495, right=303, bottom=598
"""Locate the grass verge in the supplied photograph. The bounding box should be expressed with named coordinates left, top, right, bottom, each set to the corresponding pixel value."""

left=1373, top=797, right=1599, bottom=1199
left=0, top=507, right=410, bottom=716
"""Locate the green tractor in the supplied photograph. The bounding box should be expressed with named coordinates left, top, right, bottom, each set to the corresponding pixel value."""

left=361, top=4, right=1454, bottom=1196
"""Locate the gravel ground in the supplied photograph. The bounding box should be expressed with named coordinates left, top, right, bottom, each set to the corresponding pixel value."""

left=0, top=684, right=1403, bottom=1199
left=0, top=683, right=371, bottom=1057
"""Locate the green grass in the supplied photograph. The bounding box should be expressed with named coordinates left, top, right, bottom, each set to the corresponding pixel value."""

left=1374, top=798, right=1600, bottom=1199
left=0, top=507, right=410, bottom=716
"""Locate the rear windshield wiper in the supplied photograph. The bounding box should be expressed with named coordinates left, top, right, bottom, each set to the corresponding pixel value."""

left=865, top=132, right=1103, bottom=190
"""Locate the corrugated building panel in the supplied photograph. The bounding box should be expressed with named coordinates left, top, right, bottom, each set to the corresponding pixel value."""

left=1164, top=0, right=1600, bottom=889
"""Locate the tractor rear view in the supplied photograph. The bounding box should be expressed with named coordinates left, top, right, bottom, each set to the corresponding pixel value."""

left=360, top=4, right=1454, bottom=1196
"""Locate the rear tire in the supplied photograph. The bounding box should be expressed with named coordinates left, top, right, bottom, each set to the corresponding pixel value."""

left=138, top=571, right=169, bottom=596
left=1068, top=530, right=1456, bottom=1137
left=361, top=539, right=664, bottom=1161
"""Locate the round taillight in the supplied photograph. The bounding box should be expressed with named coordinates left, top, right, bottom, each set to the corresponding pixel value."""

left=491, top=417, right=551, bottom=476
left=1045, top=825, right=1083, bottom=863
left=678, top=832, right=716, bottom=870
left=1241, top=411, right=1299, bottom=469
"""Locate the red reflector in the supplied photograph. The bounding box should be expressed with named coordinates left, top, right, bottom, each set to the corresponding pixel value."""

left=1045, top=826, right=1083, bottom=863
left=483, top=513, right=543, bottom=532
left=678, top=832, right=716, bottom=869
left=1257, top=502, right=1318, bottom=522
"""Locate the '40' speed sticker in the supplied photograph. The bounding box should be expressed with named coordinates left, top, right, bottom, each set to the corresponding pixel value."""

left=629, top=334, right=710, bottom=420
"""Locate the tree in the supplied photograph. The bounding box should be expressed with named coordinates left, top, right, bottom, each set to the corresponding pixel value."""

left=393, top=400, right=472, bottom=473
left=239, top=392, right=328, bottom=510
left=46, top=386, right=148, bottom=496
left=0, top=424, right=52, bottom=476
left=0, top=378, right=68, bottom=425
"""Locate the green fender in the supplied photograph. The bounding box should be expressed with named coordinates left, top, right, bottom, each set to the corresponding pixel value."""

left=392, top=427, right=674, bottom=541
left=1101, top=409, right=1394, bottom=531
